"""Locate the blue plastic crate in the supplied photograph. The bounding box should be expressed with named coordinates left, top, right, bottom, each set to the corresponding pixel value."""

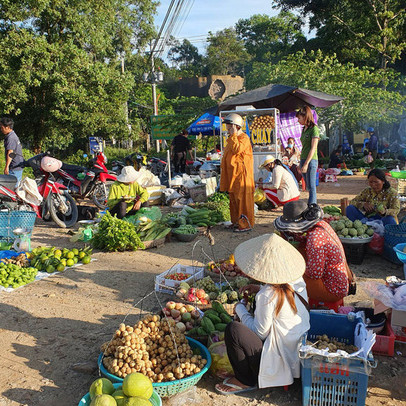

left=0, top=211, right=36, bottom=242
left=301, top=313, right=373, bottom=406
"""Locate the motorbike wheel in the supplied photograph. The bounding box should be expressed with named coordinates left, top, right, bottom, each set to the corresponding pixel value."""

left=92, top=181, right=112, bottom=210
left=49, top=191, right=78, bottom=228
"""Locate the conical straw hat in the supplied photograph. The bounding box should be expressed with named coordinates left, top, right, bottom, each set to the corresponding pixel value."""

left=234, top=233, right=305, bottom=284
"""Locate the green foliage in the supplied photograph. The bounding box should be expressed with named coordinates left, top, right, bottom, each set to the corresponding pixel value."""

left=246, top=50, right=406, bottom=130
left=206, top=28, right=251, bottom=75
left=0, top=0, right=157, bottom=151
left=168, top=39, right=206, bottom=77
left=273, top=0, right=406, bottom=70
left=236, top=11, right=307, bottom=64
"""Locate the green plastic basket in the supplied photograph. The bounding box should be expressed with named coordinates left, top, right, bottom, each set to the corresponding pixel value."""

left=97, top=337, right=211, bottom=398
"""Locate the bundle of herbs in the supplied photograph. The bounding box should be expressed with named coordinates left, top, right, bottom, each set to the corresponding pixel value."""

left=92, top=212, right=144, bottom=252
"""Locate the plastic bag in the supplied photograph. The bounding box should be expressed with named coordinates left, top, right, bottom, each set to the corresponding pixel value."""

left=369, top=233, right=384, bottom=254
left=254, top=188, right=266, bottom=204
left=208, top=341, right=233, bottom=379
left=123, top=207, right=162, bottom=225
left=366, top=219, right=385, bottom=236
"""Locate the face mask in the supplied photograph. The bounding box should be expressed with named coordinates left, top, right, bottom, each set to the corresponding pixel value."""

left=287, top=144, right=293, bottom=148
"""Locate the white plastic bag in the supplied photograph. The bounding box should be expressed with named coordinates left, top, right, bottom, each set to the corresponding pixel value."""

left=366, top=219, right=385, bottom=236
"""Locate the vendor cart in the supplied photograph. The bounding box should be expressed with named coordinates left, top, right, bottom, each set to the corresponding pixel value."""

left=219, top=108, right=281, bottom=182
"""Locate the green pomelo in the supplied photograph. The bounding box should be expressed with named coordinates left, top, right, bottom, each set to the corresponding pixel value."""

left=90, top=394, right=117, bottom=406
left=123, top=397, right=152, bottom=406
left=112, top=390, right=127, bottom=406
left=89, top=378, right=115, bottom=399
left=122, top=373, right=153, bottom=399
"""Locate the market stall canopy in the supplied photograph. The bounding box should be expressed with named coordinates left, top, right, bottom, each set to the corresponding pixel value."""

left=187, top=112, right=220, bottom=136
left=216, top=84, right=344, bottom=113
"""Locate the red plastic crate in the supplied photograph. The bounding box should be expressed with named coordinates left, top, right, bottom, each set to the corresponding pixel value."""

left=372, top=320, right=395, bottom=356
left=308, top=298, right=344, bottom=312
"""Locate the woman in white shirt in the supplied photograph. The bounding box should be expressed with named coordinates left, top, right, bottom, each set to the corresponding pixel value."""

left=258, top=156, right=300, bottom=208
left=215, top=233, right=310, bottom=395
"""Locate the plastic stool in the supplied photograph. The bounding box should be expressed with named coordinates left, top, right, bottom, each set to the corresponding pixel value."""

left=309, top=298, right=344, bottom=312
left=325, top=174, right=337, bottom=183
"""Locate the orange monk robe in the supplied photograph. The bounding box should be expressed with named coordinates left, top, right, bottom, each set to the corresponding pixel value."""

left=220, top=133, right=255, bottom=230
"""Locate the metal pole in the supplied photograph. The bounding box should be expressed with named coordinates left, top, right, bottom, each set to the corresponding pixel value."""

left=167, top=149, right=172, bottom=187
left=151, top=50, right=160, bottom=153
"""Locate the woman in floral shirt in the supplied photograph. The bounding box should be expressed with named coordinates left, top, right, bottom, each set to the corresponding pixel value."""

left=346, top=169, right=399, bottom=226
left=275, top=200, right=350, bottom=302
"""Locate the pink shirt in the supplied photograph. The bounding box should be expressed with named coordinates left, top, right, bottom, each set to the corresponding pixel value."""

left=305, top=221, right=349, bottom=297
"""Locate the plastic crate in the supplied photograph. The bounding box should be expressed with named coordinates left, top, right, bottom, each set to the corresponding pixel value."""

left=0, top=211, right=37, bottom=242
left=301, top=313, right=374, bottom=406
left=154, top=263, right=205, bottom=294
left=372, top=319, right=395, bottom=356
left=343, top=242, right=366, bottom=265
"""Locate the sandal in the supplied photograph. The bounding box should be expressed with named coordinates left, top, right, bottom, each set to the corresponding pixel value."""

left=215, top=377, right=257, bottom=395
left=233, top=228, right=252, bottom=233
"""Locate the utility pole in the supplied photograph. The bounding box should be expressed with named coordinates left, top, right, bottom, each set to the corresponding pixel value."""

left=151, top=51, right=160, bottom=153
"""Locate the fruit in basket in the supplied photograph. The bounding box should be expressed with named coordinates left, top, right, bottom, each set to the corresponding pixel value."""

left=102, top=315, right=207, bottom=382
left=123, top=398, right=152, bottom=406
left=90, top=394, right=117, bottom=406
left=122, top=372, right=153, bottom=399
left=89, top=378, right=115, bottom=399
left=112, top=390, right=126, bottom=405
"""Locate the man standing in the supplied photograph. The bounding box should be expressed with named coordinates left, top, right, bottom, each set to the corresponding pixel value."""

left=0, top=118, right=24, bottom=183
left=220, top=113, right=255, bottom=232
left=171, top=129, right=193, bottom=174
left=367, top=127, right=378, bottom=160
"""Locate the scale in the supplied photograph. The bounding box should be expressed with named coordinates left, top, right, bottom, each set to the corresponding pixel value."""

left=12, top=228, right=31, bottom=252
left=78, top=220, right=96, bottom=242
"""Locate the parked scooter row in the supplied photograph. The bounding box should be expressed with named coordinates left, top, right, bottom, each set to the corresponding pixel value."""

left=0, top=154, right=78, bottom=228
left=0, top=149, right=166, bottom=228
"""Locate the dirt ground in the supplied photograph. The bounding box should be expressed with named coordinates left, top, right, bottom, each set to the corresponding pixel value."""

left=0, top=174, right=405, bottom=406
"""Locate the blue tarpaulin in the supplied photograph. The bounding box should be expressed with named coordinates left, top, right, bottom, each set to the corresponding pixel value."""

left=187, top=113, right=220, bottom=136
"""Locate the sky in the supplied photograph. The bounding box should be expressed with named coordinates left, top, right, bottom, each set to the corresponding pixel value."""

left=154, top=0, right=280, bottom=58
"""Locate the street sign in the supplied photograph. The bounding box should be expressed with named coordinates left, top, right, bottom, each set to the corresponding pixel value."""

left=89, top=137, right=103, bottom=153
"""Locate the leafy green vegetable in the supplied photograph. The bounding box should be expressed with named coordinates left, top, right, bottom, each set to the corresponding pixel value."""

left=92, top=212, right=144, bottom=252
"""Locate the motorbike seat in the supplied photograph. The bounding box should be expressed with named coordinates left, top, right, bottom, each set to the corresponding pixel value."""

left=61, top=163, right=87, bottom=175
left=0, top=174, right=18, bottom=191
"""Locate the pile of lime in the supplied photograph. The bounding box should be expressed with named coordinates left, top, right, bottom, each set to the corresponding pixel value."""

left=28, top=246, right=92, bottom=273
left=0, top=262, right=37, bottom=289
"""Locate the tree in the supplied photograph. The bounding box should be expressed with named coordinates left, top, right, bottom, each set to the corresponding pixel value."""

left=206, top=28, right=250, bottom=76
left=0, top=0, right=157, bottom=152
left=273, top=0, right=406, bottom=69
left=236, top=11, right=307, bottom=63
left=168, top=39, right=205, bottom=76
left=246, top=50, right=406, bottom=129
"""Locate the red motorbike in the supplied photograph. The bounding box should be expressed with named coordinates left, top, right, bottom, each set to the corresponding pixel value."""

left=51, top=149, right=117, bottom=209
left=0, top=155, right=78, bottom=228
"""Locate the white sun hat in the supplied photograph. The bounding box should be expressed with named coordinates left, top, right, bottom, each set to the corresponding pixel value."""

left=234, top=233, right=305, bottom=284
left=117, top=166, right=138, bottom=183
left=258, top=155, right=275, bottom=169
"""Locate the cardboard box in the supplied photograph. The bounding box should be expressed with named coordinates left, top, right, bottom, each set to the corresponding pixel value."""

left=391, top=309, right=406, bottom=328
left=146, top=185, right=165, bottom=206
left=188, top=177, right=217, bottom=202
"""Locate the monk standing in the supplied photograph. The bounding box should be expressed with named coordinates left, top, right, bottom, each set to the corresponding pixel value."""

left=220, top=113, right=255, bottom=232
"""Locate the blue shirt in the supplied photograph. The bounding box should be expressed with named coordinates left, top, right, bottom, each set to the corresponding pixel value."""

left=4, top=131, right=23, bottom=170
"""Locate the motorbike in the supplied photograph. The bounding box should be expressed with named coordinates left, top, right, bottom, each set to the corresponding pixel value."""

left=112, top=153, right=169, bottom=184
left=50, top=149, right=117, bottom=209
left=0, top=155, right=78, bottom=228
